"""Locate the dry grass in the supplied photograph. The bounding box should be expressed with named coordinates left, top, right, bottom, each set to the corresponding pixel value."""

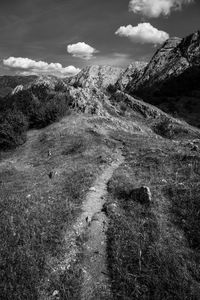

left=0, top=114, right=116, bottom=299
left=1, top=111, right=200, bottom=299
left=106, top=130, right=200, bottom=299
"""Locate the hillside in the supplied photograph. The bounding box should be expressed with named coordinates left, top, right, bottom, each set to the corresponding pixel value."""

left=0, top=75, right=37, bottom=97
left=1, top=67, right=200, bottom=300
left=125, top=31, right=200, bottom=128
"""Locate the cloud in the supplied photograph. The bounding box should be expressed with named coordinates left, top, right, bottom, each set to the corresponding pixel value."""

left=67, top=42, right=98, bottom=60
left=129, top=0, right=194, bottom=18
left=115, top=23, right=169, bottom=44
left=3, top=57, right=80, bottom=77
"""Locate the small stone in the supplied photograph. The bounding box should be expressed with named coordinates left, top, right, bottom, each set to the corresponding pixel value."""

left=52, top=290, right=59, bottom=297
left=48, top=171, right=53, bottom=179
left=89, top=187, right=96, bottom=192
left=161, top=179, right=167, bottom=183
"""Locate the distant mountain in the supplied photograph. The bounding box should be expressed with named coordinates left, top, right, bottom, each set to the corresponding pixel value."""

left=0, top=75, right=37, bottom=97
left=125, top=31, right=200, bottom=128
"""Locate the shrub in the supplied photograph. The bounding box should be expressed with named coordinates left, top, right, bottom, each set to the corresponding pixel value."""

left=153, top=119, right=189, bottom=139
left=30, top=83, right=50, bottom=100
left=54, top=81, right=67, bottom=92
left=32, top=93, right=70, bottom=128
left=107, top=84, right=118, bottom=94
left=0, top=109, right=28, bottom=150
left=72, top=82, right=82, bottom=89
left=0, top=88, right=72, bottom=150
left=120, top=102, right=127, bottom=114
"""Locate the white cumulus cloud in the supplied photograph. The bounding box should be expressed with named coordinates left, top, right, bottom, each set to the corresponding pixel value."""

left=3, top=57, right=80, bottom=77
left=129, top=0, right=194, bottom=18
left=67, top=42, right=98, bottom=60
left=115, top=23, right=169, bottom=44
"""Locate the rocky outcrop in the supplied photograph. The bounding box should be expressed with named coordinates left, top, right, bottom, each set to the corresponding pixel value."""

left=180, top=31, right=200, bottom=65
left=67, top=86, right=110, bottom=116
left=67, top=65, right=123, bottom=90
left=113, top=91, right=163, bottom=119
left=116, top=61, right=147, bottom=91
left=30, top=75, right=67, bottom=90
left=130, top=186, right=152, bottom=205
left=109, top=90, right=200, bottom=139
left=11, top=85, right=24, bottom=95
left=126, top=31, right=200, bottom=94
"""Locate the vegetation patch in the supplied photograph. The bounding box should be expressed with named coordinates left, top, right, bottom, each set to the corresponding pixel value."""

left=0, top=116, right=113, bottom=299
left=106, top=131, right=200, bottom=299
left=0, top=87, right=72, bottom=150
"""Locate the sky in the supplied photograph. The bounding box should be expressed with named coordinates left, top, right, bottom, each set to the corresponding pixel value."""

left=0, top=0, right=200, bottom=77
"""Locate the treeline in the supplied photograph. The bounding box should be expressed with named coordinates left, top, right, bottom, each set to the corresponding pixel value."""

left=0, top=84, right=73, bottom=150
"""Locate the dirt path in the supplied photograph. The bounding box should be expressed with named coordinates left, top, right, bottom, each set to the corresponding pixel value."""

left=79, top=147, right=124, bottom=300
left=40, top=145, right=124, bottom=300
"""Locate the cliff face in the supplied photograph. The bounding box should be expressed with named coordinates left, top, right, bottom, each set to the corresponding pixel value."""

left=126, top=31, right=200, bottom=94
left=116, top=62, right=147, bottom=91
left=124, top=31, right=200, bottom=128
left=180, top=30, right=200, bottom=65
left=67, top=65, right=124, bottom=89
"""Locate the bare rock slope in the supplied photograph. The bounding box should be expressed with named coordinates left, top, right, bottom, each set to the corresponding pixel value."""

left=116, top=61, right=147, bottom=91
left=67, top=65, right=123, bottom=89
left=126, top=31, right=200, bottom=94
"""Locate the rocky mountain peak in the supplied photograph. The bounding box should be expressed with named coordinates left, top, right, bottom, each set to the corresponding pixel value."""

left=179, top=30, right=200, bottom=65
left=160, top=37, right=182, bottom=51
left=126, top=31, right=200, bottom=94
left=67, top=65, right=123, bottom=89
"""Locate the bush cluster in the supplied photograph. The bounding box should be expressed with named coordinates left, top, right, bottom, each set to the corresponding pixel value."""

left=0, top=86, right=72, bottom=150
left=0, top=109, right=28, bottom=150
left=107, top=84, right=118, bottom=94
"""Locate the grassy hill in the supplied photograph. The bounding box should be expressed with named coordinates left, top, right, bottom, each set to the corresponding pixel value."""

left=1, top=78, right=200, bottom=299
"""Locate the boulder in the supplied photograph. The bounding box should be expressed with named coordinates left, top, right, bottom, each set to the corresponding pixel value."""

left=130, top=186, right=152, bottom=205
left=102, top=202, right=119, bottom=215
